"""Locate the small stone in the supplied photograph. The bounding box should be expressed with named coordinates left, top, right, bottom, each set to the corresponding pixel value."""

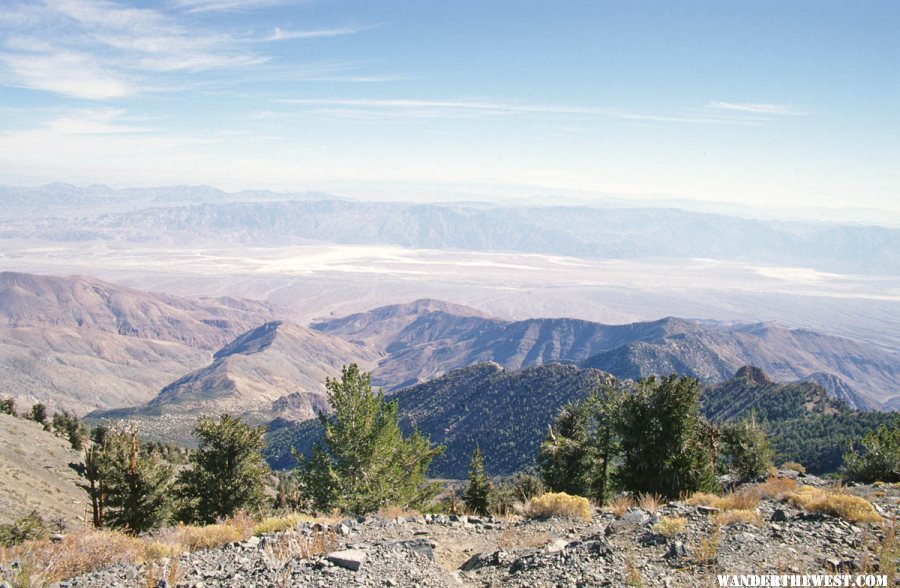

left=665, top=541, right=690, bottom=559
left=620, top=509, right=650, bottom=525
left=545, top=538, right=569, bottom=553
left=326, top=549, right=367, bottom=572
left=49, top=534, right=65, bottom=543
left=697, top=505, right=720, bottom=515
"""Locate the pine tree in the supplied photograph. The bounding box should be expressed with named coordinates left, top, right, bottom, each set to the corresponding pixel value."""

left=80, top=427, right=173, bottom=533
left=28, top=403, right=47, bottom=427
left=296, top=364, right=444, bottom=514
left=617, top=375, right=718, bottom=498
left=538, top=401, right=592, bottom=496
left=463, top=445, right=491, bottom=515
left=52, top=411, right=86, bottom=450
left=177, top=415, right=270, bottom=524
left=0, top=398, right=15, bottom=416
left=103, top=431, right=173, bottom=532
left=720, top=411, right=773, bottom=482
left=588, top=384, right=624, bottom=505
left=843, top=417, right=900, bottom=483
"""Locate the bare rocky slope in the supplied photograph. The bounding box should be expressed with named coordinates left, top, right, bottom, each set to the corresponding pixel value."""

left=43, top=474, right=900, bottom=588
left=0, top=414, right=86, bottom=528
left=0, top=272, right=275, bottom=414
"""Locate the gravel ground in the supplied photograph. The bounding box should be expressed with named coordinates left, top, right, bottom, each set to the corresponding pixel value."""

left=5, top=474, right=897, bottom=588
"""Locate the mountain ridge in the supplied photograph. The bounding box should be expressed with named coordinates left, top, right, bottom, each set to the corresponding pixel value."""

left=315, top=300, right=899, bottom=409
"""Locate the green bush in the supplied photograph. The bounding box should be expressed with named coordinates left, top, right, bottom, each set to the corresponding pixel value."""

left=618, top=375, right=718, bottom=498
left=296, top=364, right=444, bottom=515
left=843, top=418, right=899, bottom=483
left=0, top=397, right=15, bottom=416
left=463, top=445, right=491, bottom=515
left=720, top=412, right=774, bottom=482
left=82, top=428, right=173, bottom=533
left=177, top=415, right=269, bottom=524
left=0, top=511, right=50, bottom=547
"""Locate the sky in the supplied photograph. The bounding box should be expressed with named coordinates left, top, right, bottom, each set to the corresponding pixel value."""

left=0, top=0, right=898, bottom=211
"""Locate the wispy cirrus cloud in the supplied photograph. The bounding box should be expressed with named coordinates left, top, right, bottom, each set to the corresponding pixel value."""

left=43, top=108, right=153, bottom=134
left=169, top=0, right=294, bottom=13
left=265, top=25, right=372, bottom=42
left=278, top=97, right=765, bottom=125
left=709, top=101, right=809, bottom=116
left=0, top=0, right=324, bottom=99
left=0, top=50, right=133, bottom=100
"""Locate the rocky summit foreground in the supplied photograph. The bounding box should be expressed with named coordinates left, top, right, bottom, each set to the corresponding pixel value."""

left=48, top=475, right=898, bottom=588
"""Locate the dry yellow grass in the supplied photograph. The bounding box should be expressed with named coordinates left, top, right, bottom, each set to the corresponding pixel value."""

left=751, top=476, right=798, bottom=500
left=171, top=512, right=256, bottom=552
left=624, top=556, right=643, bottom=587
left=685, top=489, right=759, bottom=511
left=253, top=513, right=312, bottom=535
left=0, top=510, right=342, bottom=586
left=637, top=492, right=663, bottom=515
left=780, top=462, right=806, bottom=474
left=787, top=486, right=881, bottom=524
left=610, top=495, right=635, bottom=517
left=695, top=527, right=720, bottom=568
left=377, top=505, right=421, bottom=520
left=684, top=492, right=719, bottom=507
left=652, top=516, right=687, bottom=537
left=526, top=492, right=591, bottom=521
left=2, top=530, right=145, bottom=584
left=710, top=509, right=763, bottom=527
left=880, top=515, right=897, bottom=585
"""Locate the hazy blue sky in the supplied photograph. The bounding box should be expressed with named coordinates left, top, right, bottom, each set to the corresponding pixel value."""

left=0, top=0, right=897, bottom=210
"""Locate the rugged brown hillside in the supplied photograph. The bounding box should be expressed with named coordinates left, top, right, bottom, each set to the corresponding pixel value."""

left=315, top=300, right=899, bottom=409
left=88, top=321, right=379, bottom=443
left=0, top=272, right=276, bottom=415
left=0, top=271, right=273, bottom=350
left=0, top=414, right=86, bottom=529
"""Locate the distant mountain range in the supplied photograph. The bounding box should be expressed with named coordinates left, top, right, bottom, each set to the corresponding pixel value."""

left=0, top=269, right=895, bottom=478
left=3, top=184, right=899, bottom=275
left=0, top=271, right=895, bottom=452
left=313, top=300, right=897, bottom=410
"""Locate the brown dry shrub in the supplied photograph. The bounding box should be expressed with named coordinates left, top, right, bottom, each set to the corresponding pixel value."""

left=652, top=516, right=687, bottom=537
left=526, top=492, right=591, bottom=521
left=780, top=462, right=806, bottom=474
left=377, top=505, right=420, bottom=521
left=5, top=530, right=144, bottom=584
left=710, top=509, right=762, bottom=527
left=751, top=476, right=798, bottom=500
left=685, top=489, right=759, bottom=511
left=787, top=486, right=880, bottom=524
left=609, top=495, right=635, bottom=517
left=637, top=492, right=663, bottom=515
left=497, top=528, right=552, bottom=550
